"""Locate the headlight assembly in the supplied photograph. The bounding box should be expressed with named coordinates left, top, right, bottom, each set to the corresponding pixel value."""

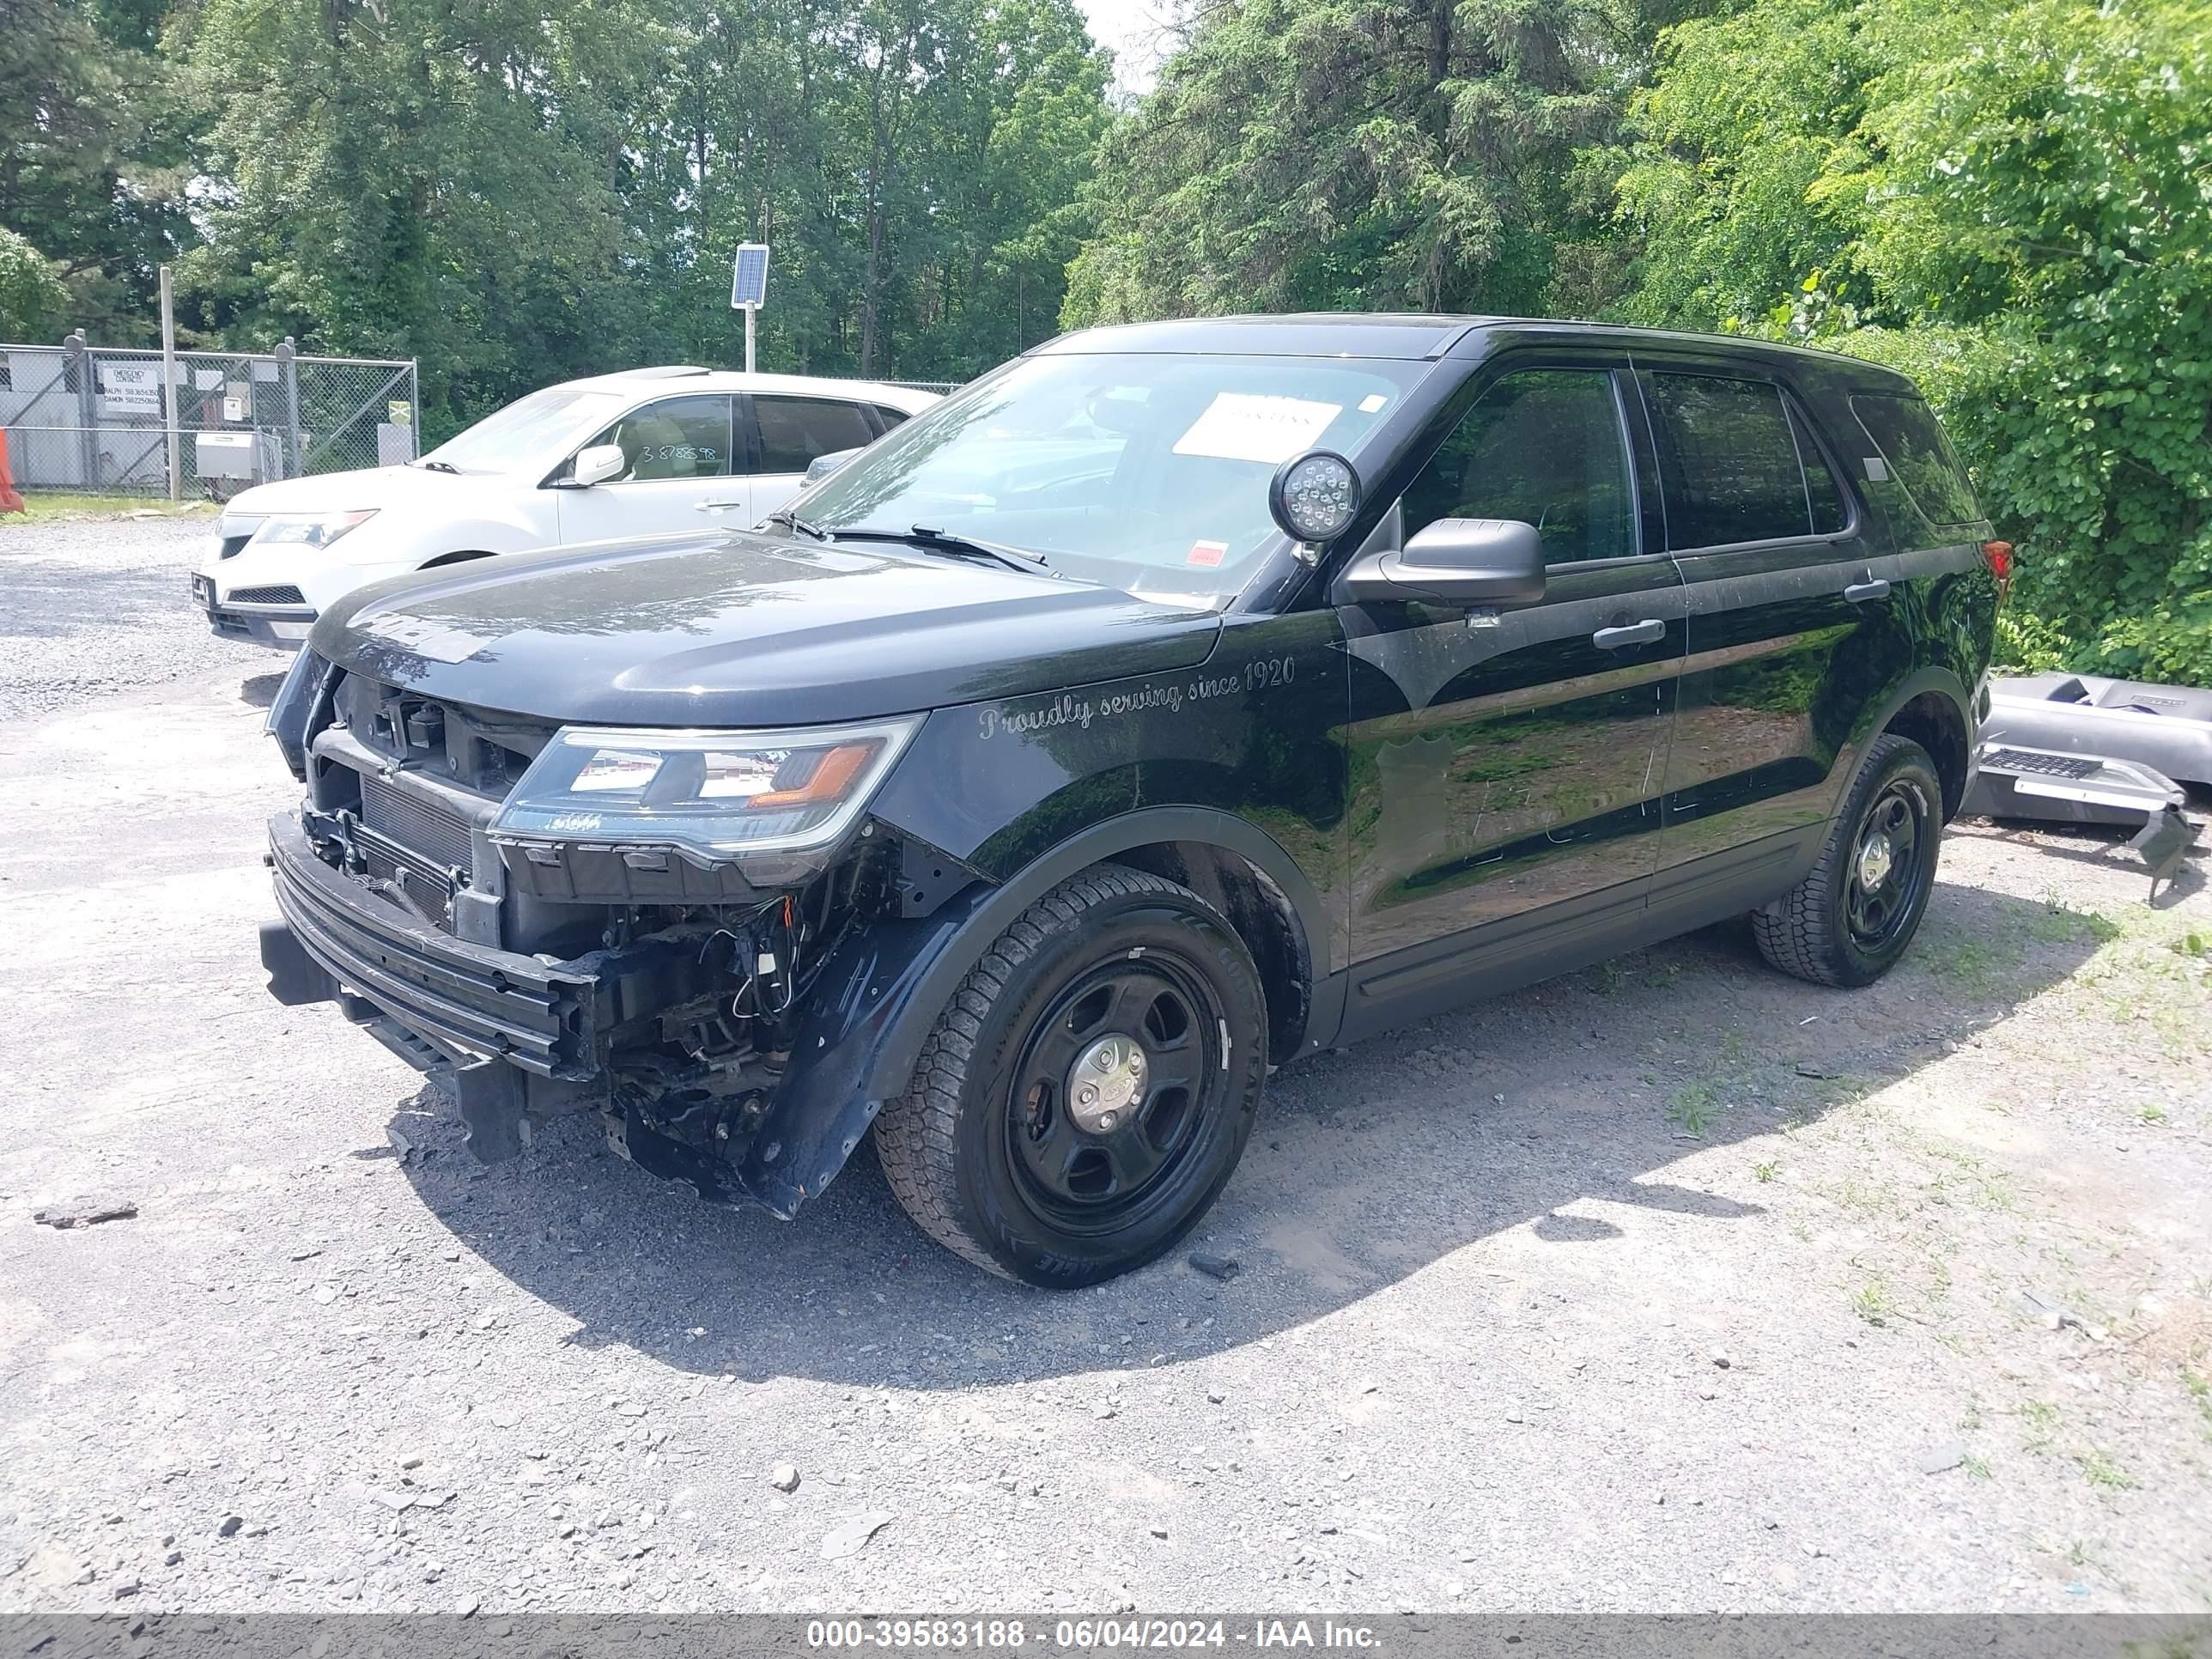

left=248, top=509, right=379, bottom=550
left=489, top=716, right=921, bottom=862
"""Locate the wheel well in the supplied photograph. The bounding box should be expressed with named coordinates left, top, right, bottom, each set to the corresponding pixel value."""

left=1109, top=841, right=1312, bottom=1065
left=421, top=549, right=494, bottom=568
left=1884, top=691, right=1971, bottom=819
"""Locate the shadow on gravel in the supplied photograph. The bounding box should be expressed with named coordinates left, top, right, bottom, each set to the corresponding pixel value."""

left=240, top=671, right=288, bottom=708
left=391, top=874, right=2109, bottom=1388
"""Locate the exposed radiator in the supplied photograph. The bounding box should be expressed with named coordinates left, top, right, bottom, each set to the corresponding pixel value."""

left=359, top=774, right=475, bottom=873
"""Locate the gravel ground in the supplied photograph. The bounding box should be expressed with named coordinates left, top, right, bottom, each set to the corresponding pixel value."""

left=2, top=522, right=2209, bottom=1616
left=0, top=515, right=240, bottom=721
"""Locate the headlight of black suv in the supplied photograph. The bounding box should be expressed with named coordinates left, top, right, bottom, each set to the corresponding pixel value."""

left=488, top=716, right=922, bottom=865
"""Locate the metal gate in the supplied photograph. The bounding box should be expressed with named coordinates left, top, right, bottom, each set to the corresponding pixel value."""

left=0, top=334, right=420, bottom=497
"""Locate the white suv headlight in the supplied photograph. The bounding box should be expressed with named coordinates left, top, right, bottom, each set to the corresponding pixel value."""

left=489, top=717, right=922, bottom=860
left=249, top=509, right=379, bottom=550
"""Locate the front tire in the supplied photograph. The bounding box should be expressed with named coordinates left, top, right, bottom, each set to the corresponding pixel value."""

left=873, top=865, right=1267, bottom=1287
left=1753, top=732, right=1942, bottom=988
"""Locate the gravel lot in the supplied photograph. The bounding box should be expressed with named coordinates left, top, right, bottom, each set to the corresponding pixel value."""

left=0, top=514, right=236, bottom=721
left=3, top=518, right=2209, bottom=1616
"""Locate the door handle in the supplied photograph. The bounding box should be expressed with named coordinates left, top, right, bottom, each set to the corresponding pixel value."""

left=695, top=500, right=748, bottom=513
left=1592, top=617, right=1666, bottom=650
left=1844, top=578, right=1892, bottom=604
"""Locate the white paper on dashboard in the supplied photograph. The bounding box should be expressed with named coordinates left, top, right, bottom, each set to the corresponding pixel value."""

left=1172, top=393, right=1343, bottom=465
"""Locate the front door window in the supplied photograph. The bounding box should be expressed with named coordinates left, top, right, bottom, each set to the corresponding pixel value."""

left=1402, top=369, right=1637, bottom=564
left=584, top=395, right=734, bottom=483
left=554, top=394, right=740, bottom=542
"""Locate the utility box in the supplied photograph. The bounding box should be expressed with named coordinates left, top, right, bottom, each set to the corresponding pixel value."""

left=194, top=431, right=258, bottom=479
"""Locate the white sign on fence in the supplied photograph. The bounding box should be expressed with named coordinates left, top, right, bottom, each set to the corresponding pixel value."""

left=98, top=362, right=164, bottom=416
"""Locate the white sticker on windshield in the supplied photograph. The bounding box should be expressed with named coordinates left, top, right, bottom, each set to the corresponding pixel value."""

left=1172, top=393, right=1343, bottom=465
left=1358, top=394, right=1389, bottom=414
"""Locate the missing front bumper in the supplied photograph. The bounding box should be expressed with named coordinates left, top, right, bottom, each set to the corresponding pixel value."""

left=265, top=810, right=599, bottom=1076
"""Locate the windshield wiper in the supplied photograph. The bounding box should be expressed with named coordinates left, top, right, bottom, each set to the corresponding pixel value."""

left=764, top=508, right=829, bottom=541
left=829, top=523, right=1051, bottom=574
left=414, top=459, right=463, bottom=474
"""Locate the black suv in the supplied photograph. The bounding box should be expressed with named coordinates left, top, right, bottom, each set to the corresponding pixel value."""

left=258, top=315, right=2002, bottom=1285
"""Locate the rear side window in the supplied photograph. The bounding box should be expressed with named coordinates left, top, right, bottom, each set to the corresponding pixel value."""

left=1790, top=403, right=1850, bottom=536
left=752, top=396, right=878, bottom=475
left=1644, top=374, right=1826, bottom=550
left=872, top=404, right=912, bottom=432
left=1850, top=393, right=1981, bottom=525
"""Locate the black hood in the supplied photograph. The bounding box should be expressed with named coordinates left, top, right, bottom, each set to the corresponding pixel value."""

left=313, top=529, right=1223, bottom=727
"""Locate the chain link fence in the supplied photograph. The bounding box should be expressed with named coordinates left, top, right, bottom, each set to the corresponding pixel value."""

left=0, top=334, right=420, bottom=500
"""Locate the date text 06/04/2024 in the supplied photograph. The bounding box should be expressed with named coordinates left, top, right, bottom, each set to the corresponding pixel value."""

left=805, top=1620, right=1383, bottom=1650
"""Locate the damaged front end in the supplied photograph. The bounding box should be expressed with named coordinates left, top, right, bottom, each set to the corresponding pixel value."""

left=259, top=650, right=979, bottom=1216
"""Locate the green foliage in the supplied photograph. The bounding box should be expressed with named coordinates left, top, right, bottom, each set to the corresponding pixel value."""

left=0, top=229, right=70, bottom=338
left=1062, top=0, right=1656, bottom=327
left=9, top=0, right=1107, bottom=434
left=173, top=0, right=672, bottom=428
left=1619, top=0, right=2212, bottom=683
left=0, top=0, right=191, bottom=336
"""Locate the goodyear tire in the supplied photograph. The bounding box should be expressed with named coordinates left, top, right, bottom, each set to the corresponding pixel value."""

left=1753, top=733, right=1942, bottom=988
left=873, top=864, right=1267, bottom=1287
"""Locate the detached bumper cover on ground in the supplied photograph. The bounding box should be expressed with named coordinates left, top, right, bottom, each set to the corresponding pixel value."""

left=1982, top=673, right=2212, bottom=789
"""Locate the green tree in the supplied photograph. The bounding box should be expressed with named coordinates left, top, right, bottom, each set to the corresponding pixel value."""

left=0, top=0, right=190, bottom=337
left=0, top=229, right=70, bottom=337
left=1618, top=0, right=2212, bottom=680
left=173, top=0, right=672, bottom=426
left=1063, top=0, right=1656, bottom=326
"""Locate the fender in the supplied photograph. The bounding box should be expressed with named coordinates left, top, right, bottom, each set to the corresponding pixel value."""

left=742, top=807, right=1331, bottom=1216
left=1862, top=664, right=1973, bottom=743
left=1856, top=663, right=1978, bottom=812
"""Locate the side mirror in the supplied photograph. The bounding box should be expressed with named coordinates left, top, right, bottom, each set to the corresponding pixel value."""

left=571, top=443, right=626, bottom=488
left=805, top=447, right=863, bottom=483
left=1334, top=517, right=1547, bottom=608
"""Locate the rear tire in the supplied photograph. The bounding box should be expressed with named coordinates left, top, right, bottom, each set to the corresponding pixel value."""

left=1753, top=733, right=1942, bottom=988
left=873, top=864, right=1267, bottom=1287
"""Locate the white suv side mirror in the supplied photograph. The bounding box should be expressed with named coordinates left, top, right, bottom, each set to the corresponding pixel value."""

left=571, top=443, right=626, bottom=488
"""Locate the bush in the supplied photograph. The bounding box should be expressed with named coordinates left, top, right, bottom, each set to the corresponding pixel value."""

left=1620, top=0, right=2212, bottom=685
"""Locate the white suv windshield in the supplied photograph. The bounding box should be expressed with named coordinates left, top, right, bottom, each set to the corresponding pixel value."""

left=797, top=352, right=1429, bottom=600
left=420, top=386, right=626, bottom=474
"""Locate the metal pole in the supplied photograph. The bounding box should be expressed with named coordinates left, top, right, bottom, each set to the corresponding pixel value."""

left=65, top=330, right=96, bottom=489
left=744, top=307, right=757, bottom=376
left=159, top=266, right=181, bottom=502
left=279, top=337, right=302, bottom=479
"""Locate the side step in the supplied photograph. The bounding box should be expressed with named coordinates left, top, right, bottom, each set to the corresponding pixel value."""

left=1964, top=743, right=2185, bottom=826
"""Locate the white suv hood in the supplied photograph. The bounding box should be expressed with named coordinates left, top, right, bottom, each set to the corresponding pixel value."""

left=223, top=464, right=501, bottom=521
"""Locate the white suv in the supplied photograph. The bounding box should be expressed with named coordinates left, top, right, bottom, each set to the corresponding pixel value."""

left=190, top=368, right=939, bottom=647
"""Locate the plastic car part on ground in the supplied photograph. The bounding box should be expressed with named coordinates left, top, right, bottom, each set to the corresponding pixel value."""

left=1965, top=672, right=2212, bottom=825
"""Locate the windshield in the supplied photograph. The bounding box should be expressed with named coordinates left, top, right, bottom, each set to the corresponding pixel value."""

left=794, top=351, right=1430, bottom=601
left=421, top=386, right=627, bottom=474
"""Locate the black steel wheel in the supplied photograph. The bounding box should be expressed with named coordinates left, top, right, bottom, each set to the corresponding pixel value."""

left=874, top=865, right=1267, bottom=1287
left=1844, top=777, right=1929, bottom=952
left=1005, top=956, right=1223, bottom=1233
left=1753, top=733, right=1943, bottom=988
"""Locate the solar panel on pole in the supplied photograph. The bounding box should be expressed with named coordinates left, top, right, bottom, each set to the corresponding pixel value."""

left=730, top=244, right=770, bottom=374
left=731, top=245, right=770, bottom=308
